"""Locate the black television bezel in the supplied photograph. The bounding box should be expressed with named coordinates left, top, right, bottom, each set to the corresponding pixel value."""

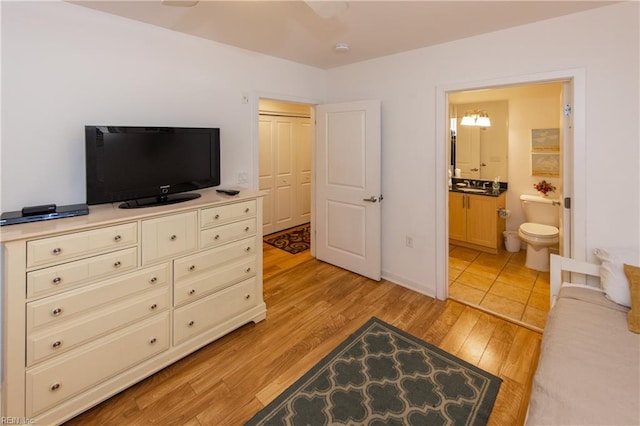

left=85, top=126, right=220, bottom=208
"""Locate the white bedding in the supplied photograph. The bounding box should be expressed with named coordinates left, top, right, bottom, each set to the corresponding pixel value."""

left=527, top=286, right=640, bottom=425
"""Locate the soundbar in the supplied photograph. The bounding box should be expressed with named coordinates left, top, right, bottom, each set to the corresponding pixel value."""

left=1, top=203, right=89, bottom=226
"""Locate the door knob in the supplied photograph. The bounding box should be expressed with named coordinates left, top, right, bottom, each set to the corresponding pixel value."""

left=363, top=196, right=377, bottom=203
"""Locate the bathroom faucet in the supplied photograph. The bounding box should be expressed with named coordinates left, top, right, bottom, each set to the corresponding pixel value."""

left=482, top=182, right=489, bottom=189
left=464, top=180, right=470, bottom=187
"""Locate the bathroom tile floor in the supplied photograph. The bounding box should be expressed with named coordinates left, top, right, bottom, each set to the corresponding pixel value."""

left=448, top=244, right=550, bottom=331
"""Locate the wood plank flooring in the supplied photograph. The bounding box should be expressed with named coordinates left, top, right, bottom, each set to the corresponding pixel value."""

left=65, top=245, right=541, bottom=425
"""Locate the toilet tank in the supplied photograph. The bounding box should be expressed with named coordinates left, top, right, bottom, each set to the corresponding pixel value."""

left=520, top=194, right=560, bottom=227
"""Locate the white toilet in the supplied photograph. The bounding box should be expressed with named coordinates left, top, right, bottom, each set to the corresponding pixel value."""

left=518, top=194, right=560, bottom=272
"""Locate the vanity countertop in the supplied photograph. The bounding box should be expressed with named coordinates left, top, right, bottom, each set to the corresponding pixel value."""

left=449, top=186, right=507, bottom=197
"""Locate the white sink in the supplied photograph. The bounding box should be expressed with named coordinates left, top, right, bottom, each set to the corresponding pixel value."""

left=458, top=188, right=487, bottom=193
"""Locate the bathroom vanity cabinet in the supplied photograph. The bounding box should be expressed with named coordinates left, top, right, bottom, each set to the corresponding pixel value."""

left=0, top=189, right=266, bottom=425
left=449, top=191, right=506, bottom=253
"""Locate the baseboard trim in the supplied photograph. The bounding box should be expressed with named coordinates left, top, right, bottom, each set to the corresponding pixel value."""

left=381, top=270, right=436, bottom=299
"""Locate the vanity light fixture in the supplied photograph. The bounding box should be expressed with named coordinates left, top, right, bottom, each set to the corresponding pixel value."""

left=460, top=110, right=491, bottom=127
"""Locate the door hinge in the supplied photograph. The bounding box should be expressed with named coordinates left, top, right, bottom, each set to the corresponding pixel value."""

left=564, top=197, right=571, bottom=209
left=564, top=104, right=572, bottom=116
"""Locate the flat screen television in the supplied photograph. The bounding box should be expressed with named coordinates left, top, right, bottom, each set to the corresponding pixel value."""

left=85, top=126, right=220, bottom=209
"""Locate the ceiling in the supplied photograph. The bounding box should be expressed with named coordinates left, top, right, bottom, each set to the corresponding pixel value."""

left=71, top=0, right=617, bottom=69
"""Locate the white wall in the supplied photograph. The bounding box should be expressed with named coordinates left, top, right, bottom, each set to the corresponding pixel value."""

left=0, top=1, right=326, bottom=212
left=326, top=2, right=639, bottom=296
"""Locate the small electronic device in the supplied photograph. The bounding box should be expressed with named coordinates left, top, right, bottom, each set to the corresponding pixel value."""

left=216, top=189, right=240, bottom=196
left=21, top=204, right=57, bottom=216
left=1, top=204, right=89, bottom=226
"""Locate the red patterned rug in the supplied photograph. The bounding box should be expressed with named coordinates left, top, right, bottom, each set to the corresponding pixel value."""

left=264, top=224, right=311, bottom=254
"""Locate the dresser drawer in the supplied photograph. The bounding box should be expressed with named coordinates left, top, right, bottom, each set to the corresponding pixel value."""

left=174, top=237, right=257, bottom=282
left=27, top=262, right=170, bottom=331
left=200, top=218, right=256, bottom=249
left=142, top=211, right=198, bottom=265
left=174, top=256, right=256, bottom=306
left=173, top=277, right=258, bottom=345
left=27, top=247, right=138, bottom=299
left=27, top=286, right=170, bottom=367
left=26, top=223, right=137, bottom=268
left=26, top=313, right=169, bottom=417
left=200, top=200, right=257, bottom=228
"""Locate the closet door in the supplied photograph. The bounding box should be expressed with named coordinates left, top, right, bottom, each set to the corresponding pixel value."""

left=258, top=117, right=276, bottom=235
left=260, top=106, right=312, bottom=236
left=273, top=119, right=296, bottom=232
left=294, top=119, right=312, bottom=225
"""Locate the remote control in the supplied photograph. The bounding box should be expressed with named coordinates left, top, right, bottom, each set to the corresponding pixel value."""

left=216, top=189, right=240, bottom=196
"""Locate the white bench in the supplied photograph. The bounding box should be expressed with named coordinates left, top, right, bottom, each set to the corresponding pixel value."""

left=527, top=254, right=640, bottom=425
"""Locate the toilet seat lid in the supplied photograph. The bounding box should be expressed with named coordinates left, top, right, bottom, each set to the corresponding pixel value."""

left=520, top=222, right=559, bottom=237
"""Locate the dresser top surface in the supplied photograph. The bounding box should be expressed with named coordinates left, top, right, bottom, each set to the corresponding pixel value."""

left=0, top=188, right=264, bottom=243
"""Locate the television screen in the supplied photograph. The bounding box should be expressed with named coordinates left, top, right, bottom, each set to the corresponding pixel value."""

left=85, top=126, right=220, bottom=208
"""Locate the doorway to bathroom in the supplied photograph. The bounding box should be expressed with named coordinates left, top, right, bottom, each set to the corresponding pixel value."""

left=439, top=74, right=581, bottom=331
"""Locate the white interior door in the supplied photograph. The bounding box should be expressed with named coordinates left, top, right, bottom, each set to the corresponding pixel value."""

left=274, top=119, right=295, bottom=231
left=315, top=100, right=381, bottom=281
left=295, top=120, right=312, bottom=224
left=258, top=117, right=275, bottom=235
left=259, top=114, right=311, bottom=235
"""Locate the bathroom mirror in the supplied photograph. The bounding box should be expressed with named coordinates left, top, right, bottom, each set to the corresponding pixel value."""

left=451, top=100, right=508, bottom=181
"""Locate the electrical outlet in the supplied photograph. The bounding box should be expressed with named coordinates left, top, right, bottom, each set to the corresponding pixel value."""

left=241, top=92, right=249, bottom=104
left=405, top=235, right=413, bottom=248
left=237, top=172, right=248, bottom=184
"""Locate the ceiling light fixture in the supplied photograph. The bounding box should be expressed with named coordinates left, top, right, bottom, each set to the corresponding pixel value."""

left=460, top=110, right=491, bottom=127
left=334, top=42, right=350, bottom=53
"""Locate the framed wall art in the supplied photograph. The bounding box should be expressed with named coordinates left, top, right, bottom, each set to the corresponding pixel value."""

left=531, top=128, right=560, bottom=176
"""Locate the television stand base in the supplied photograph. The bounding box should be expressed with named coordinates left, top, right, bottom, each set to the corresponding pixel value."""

left=119, top=193, right=201, bottom=209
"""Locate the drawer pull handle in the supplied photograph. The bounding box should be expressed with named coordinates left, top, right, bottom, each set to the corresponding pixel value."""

left=244, top=227, right=250, bottom=232
left=50, top=383, right=61, bottom=392
left=52, top=277, right=62, bottom=285
left=52, top=247, right=62, bottom=255
left=113, top=261, right=122, bottom=268
left=150, top=304, right=158, bottom=310
left=52, top=341, right=62, bottom=349
left=244, top=208, right=250, bottom=213
left=170, top=235, right=177, bottom=241
left=189, top=289, right=196, bottom=295
left=188, top=320, right=195, bottom=327
left=245, top=267, right=251, bottom=273
left=52, top=308, right=63, bottom=316
left=214, top=234, right=220, bottom=240
left=149, top=277, right=158, bottom=284
left=113, top=235, right=122, bottom=242
left=245, top=246, right=251, bottom=252
left=149, top=337, right=157, bottom=345
left=214, top=214, right=220, bottom=220
left=245, top=294, right=251, bottom=300
left=189, top=265, right=196, bottom=271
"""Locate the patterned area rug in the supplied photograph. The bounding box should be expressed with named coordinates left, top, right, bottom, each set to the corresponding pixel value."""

left=245, top=317, right=502, bottom=426
left=264, top=224, right=310, bottom=254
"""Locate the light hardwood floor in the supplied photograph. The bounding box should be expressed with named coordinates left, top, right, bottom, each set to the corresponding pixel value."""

left=65, top=245, right=541, bottom=425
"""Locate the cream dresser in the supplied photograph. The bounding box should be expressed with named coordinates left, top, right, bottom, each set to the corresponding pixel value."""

left=0, top=189, right=266, bottom=425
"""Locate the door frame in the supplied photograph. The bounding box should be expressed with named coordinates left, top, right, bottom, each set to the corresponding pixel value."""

left=435, top=68, right=587, bottom=300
